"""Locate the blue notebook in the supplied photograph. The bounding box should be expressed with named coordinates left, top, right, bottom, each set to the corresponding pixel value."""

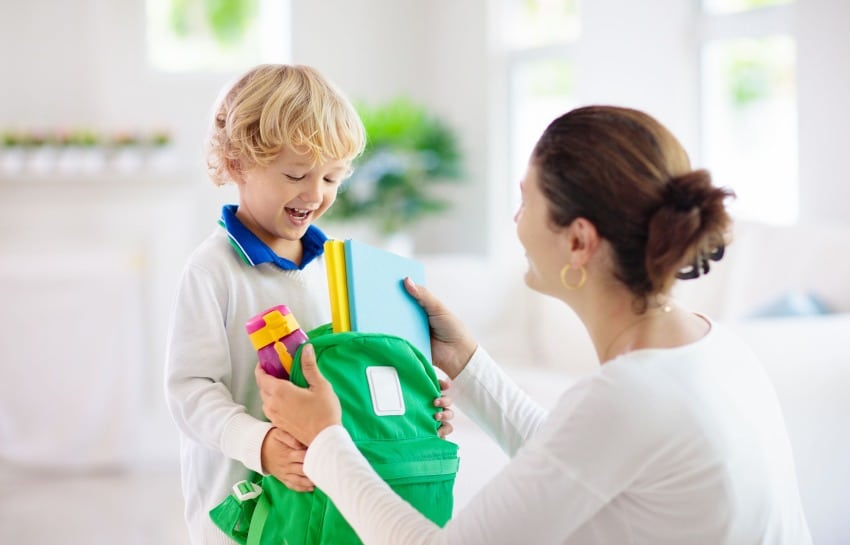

left=343, top=239, right=432, bottom=362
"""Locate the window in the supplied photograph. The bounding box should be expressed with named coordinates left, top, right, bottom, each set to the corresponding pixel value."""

left=703, top=0, right=792, bottom=15
left=501, top=0, right=581, bottom=209
left=147, top=0, right=291, bottom=72
left=699, top=0, right=797, bottom=224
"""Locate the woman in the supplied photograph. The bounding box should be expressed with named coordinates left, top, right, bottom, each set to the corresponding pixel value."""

left=255, top=105, right=812, bottom=544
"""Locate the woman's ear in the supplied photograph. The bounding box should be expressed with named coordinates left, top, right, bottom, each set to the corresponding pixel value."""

left=567, top=217, right=600, bottom=266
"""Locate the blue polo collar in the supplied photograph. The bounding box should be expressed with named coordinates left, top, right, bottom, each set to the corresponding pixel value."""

left=218, top=204, right=327, bottom=270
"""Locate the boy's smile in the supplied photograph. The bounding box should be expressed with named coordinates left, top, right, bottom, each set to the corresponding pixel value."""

left=287, top=207, right=314, bottom=222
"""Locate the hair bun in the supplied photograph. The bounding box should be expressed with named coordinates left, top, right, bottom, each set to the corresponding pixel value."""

left=645, top=168, right=735, bottom=290
left=663, top=170, right=712, bottom=213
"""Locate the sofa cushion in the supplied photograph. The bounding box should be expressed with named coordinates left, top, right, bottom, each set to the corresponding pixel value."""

left=722, top=222, right=848, bottom=319
left=673, top=221, right=850, bottom=321
left=748, top=291, right=833, bottom=318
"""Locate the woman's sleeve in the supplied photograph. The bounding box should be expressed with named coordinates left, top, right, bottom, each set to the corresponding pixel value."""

left=449, top=347, right=549, bottom=456
left=304, top=420, right=609, bottom=545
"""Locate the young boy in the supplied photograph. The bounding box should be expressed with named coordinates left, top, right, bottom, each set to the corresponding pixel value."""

left=164, top=64, right=369, bottom=545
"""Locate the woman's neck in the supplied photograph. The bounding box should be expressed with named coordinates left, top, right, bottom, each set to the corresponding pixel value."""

left=576, top=289, right=678, bottom=364
left=598, top=303, right=675, bottom=363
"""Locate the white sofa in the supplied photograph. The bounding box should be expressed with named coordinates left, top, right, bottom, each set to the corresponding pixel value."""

left=421, top=220, right=850, bottom=545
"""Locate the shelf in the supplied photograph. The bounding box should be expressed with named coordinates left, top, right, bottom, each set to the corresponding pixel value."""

left=0, top=168, right=199, bottom=186
left=0, top=147, right=195, bottom=185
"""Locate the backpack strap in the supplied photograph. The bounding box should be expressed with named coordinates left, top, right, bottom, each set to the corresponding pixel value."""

left=246, top=491, right=271, bottom=545
left=209, top=478, right=266, bottom=545
left=372, top=458, right=460, bottom=481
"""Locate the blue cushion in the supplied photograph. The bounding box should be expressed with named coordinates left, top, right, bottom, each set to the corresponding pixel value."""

left=748, top=291, right=832, bottom=319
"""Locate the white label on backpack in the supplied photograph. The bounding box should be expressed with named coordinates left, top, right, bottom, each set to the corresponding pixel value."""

left=366, top=366, right=405, bottom=416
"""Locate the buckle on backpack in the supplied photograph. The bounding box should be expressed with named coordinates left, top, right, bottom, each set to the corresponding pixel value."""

left=232, top=480, right=262, bottom=502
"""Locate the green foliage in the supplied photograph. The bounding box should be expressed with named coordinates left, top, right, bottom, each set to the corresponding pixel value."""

left=203, top=0, right=257, bottom=47
left=168, top=0, right=258, bottom=48
left=325, top=97, right=464, bottom=235
left=1, top=132, right=18, bottom=147
left=67, top=130, right=99, bottom=147
left=728, top=56, right=771, bottom=106
left=725, top=37, right=793, bottom=108
left=168, top=0, right=191, bottom=38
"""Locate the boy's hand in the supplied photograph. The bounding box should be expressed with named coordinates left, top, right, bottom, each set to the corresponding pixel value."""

left=434, top=377, right=455, bottom=438
left=260, top=428, right=314, bottom=492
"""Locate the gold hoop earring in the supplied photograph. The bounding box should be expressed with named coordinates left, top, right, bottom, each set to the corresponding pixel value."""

left=560, top=264, right=587, bottom=290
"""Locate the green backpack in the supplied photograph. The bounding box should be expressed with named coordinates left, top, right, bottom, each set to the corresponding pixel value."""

left=210, top=324, right=460, bottom=545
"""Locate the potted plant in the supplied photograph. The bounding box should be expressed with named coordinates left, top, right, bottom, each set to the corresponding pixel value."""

left=322, top=97, right=464, bottom=239
left=146, top=128, right=175, bottom=171
left=69, top=128, right=104, bottom=173
left=0, top=130, right=25, bottom=173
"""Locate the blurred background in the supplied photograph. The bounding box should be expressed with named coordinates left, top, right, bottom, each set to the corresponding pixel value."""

left=1, top=0, right=848, bottom=543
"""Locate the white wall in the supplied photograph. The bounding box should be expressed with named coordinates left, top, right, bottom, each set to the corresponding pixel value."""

left=796, top=0, right=850, bottom=223
left=574, top=0, right=701, bottom=152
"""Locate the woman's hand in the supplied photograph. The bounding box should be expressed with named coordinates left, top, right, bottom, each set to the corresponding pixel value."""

left=255, top=344, right=341, bottom=446
left=434, top=377, right=455, bottom=438
left=404, top=278, right=477, bottom=379
left=260, top=428, right=314, bottom=492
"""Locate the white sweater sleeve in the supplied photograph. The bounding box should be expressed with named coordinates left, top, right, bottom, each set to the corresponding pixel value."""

left=305, top=422, right=607, bottom=545
left=164, top=262, right=271, bottom=474
left=450, top=347, right=549, bottom=456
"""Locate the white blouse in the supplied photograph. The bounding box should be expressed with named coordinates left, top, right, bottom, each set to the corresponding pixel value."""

left=304, top=320, right=812, bottom=545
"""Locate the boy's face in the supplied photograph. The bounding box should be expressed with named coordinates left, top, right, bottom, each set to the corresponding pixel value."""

left=233, top=144, right=349, bottom=261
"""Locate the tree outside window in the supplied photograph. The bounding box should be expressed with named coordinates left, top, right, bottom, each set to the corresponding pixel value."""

left=700, top=0, right=797, bottom=225
left=147, top=0, right=290, bottom=72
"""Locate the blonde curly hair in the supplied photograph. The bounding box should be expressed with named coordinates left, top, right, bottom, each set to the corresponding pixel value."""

left=206, top=64, right=366, bottom=186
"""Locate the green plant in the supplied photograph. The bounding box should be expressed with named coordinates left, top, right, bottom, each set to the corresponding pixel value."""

left=1, top=131, right=18, bottom=147
left=67, top=129, right=99, bottom=147
left=324, top=97, right=464, bottom=235
left=149, top=129, right=172, bottom=147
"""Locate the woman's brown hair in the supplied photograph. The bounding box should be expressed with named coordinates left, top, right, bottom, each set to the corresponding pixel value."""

left=532, top=105, right=734, bottom=310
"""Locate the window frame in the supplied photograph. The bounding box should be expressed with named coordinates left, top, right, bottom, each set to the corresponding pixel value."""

left=500, top=2, right=581, bottom=212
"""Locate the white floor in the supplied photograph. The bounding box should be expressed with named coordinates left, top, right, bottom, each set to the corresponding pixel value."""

left=0, top=462, right=189, bottom=545
left=0, top=423, right=506, bottom=545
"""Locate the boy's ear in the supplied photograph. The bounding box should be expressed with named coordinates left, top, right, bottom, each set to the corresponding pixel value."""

left=227, top=158, right=246, bottom=184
